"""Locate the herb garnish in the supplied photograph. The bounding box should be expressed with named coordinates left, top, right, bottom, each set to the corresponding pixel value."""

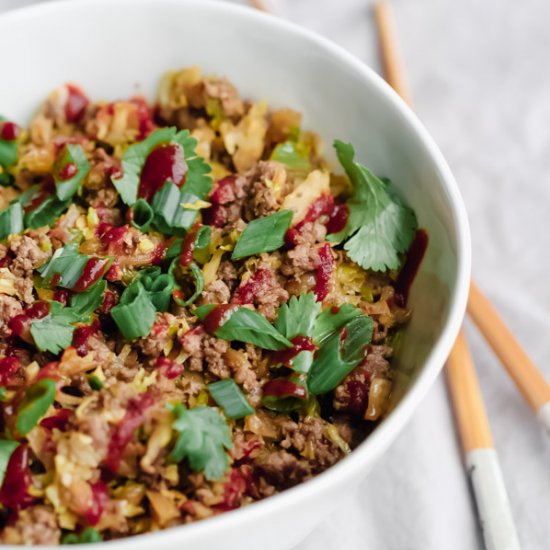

left=232, top=209, right=293, bottom=260
left=208, top=379, right=254, bottom=419
left=329, top=140, right=417, bottom=272
left=169, top=404, right=232, bottom=481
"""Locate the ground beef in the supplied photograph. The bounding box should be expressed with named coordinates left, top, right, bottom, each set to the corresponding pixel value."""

left=14, top=277, right=34, bottom=304
left=203, top=78, right=244, bottom=118
left=254, top=450, right=310, bottom=489
left=243, top=161, right=288, bottom=220
left=182, top=328, right=229, bottom=378
left=0, top=506, right=60, bottom=545
left=234, top=266, right=289, bottom=322
left=203, top=336, right=230, bottom=379
left=280, top=418, right=344, bottom=471
left=293, top=220, right=327, bottom=246
left=200, top=279, right=231, bottom=305
left=281, top=243, right=322, bottom=277
left=8, top=234, right=50, bottom=277
left=333, top=345, right=393, bottom=416
left=85, top=147, right=121, bottom=192
left=218, top=261, right=238, bottom=291
left=0, top=294, right=22, bottom=338
left=86, top=186, right=120, bottom=209
left=138, top=313, right=175, bottom=358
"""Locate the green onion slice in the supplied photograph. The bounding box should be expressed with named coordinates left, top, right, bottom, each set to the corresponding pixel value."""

left=208, top=380, right=254, bottom=419
left=111, top=281, right=157, bottom=340
left=0, top=202, right=23, bottom=240
left=130, top=199, right=155, bottom=232
left=16, top=378, right=57, bottom=436
left=270, top=140, right=311, bottom=172
left=308, top=316, right=373, bottom=395
left=0, top=440, right=19, bottom=485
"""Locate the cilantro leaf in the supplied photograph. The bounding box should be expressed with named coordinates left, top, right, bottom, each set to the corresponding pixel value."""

left=69, top=280, right=106, bottom=319
left=275, top=292, right=321, bottom=339
left=232, top=210, right=293, bottom=260
left=329, top=140, right=417, bottom=272
left=195, top=305, right=292, bottom=351
left=112, top=128, right=212, bottom=207
left=172, top=130, right=212, bottom=199
left=112, top=128, right=176, bottom=205
left=169, top=404, right=232, bottom=481
left=30, top=301, right=78, bottom=354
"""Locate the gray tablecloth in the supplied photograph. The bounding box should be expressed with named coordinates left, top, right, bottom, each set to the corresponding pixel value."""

left=1, top=0, right=549, bottom=548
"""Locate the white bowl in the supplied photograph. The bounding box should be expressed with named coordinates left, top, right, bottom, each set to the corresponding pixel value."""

left=0, top=0, right=471, bottom=548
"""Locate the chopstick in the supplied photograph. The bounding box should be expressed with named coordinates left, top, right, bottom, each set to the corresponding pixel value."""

left=446, top=331, right=522, bottom=550
left=373, top=0, right=550, bottom=430
left=468, top=281, right=550, bottom=432
left=373, top=2, right=521, bottom=549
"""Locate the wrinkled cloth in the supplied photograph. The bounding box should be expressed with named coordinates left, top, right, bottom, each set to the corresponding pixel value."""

left=1, top=0, right=550, bottom=548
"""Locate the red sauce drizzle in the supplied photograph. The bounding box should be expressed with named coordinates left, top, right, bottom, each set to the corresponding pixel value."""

left=100, top=289, right=117, bottom=315
left=326, top=200, right=349, bottom=234
left=85, top=481, right=109, bottom=526
left=95, top=223, right=129, bottom=251
left=285, top=193, right=335, bottom=247
left=270, top=335, right=316, bottom=366
left=24, top=177, right=55, bottom=214
left=72, top=257, right=111, bottom=292
left=59, top=161, right=77, bottom=180
left=202, top=175, right=237, bottom=227
left=345, top=376, right=372, bottom=416
left=53, top=289, right=70, bottom=305
left=139, top=144, right=186, bottom=202
left=0, top=356, right=21, bottom=386
left=156, top=357, right=184, bottom=380
left=130, top=97, right=157, bottom=141
left=105, top=392, right=156, bottom=474
left=203, top=305, right=238, bottom=335
left=314, top=243, right=334, bottom=302
left=152, top=243, right=166, bottom=266
left=262, top=379, right=308, bottom=400
left=394, top=229, right=429, bottom=307
left=39, top=408, right=72, bottom=432
left=9, top=301, right=50, bottom=344
left=65, top=84, right=89, bottom=124
left=216, top=467, right=251, bottom=512
left=72, top=321, right=100, bottom=357
left=180, top=226, right=199, bottom=267
left=0, top=121, right=19, bottom=142
left=0, top=445, right=34, bottom=509
left=233, top=268, right=272, bottom=305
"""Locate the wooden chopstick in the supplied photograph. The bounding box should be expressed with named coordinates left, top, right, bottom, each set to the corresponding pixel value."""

left=446, top=331, right=521, bottom=550
left=468, top=281, right=550, bottom=431
left=372, top=2, right=522, bottom=549
left=373, top=0, right=550, bottom=428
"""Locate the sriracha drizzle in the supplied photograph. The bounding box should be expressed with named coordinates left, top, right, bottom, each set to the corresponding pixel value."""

left=139, top=144, right=186, bottom=201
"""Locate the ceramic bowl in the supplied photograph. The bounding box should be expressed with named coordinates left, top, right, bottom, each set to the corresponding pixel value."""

left=0, top=0, right=470, bottom=548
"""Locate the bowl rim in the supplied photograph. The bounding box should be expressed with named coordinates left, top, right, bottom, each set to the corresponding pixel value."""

left=0, top=0, right=471, bottom=546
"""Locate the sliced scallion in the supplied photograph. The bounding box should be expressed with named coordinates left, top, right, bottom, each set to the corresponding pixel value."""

left=0, top=440, right=19, bottom=485
left=208, top=380, right=254, bottom=419
left=53, top=144, right=90, bottom=201
left=0, top=202, right=23, bottom=239
left=130, top=199, right=154, bottom=232
left=111, top=281, right=157, bottom=340
left=16, top=378, right=57, bottom=436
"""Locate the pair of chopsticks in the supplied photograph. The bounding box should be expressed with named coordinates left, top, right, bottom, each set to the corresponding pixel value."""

left=249, top=0, right=545, bottom=548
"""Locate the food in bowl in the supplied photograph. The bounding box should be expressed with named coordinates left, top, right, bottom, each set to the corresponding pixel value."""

left=0, top=66, right=424, bottom=544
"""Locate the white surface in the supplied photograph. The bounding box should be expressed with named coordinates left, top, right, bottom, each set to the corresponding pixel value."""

left=0, top=0, right=547, bottom=549
left=0, top=1, right=470, bottom=550
left=537, top=402, right=550, bottom=437
left=465, top=448, right=521, bottom=550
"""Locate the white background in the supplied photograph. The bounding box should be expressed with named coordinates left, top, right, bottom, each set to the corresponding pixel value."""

left=1, top=0, right=549, bottom=548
